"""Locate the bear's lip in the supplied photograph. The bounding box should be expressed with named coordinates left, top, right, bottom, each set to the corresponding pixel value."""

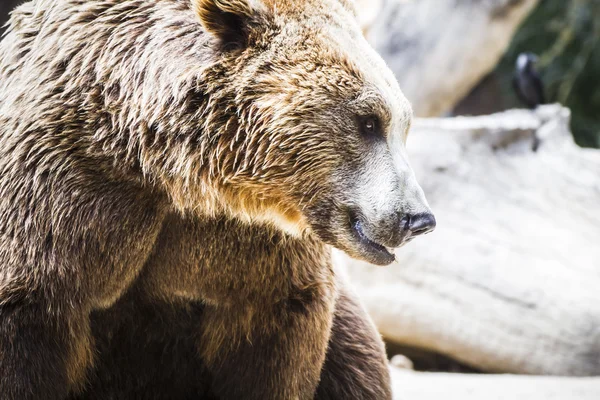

left=351, top=219, right=396, bottom=266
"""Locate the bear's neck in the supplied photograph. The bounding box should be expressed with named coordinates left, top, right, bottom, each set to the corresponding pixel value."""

left=141, top=213, right=335, bottom=308
left=199, top=216, right=334, bottom=293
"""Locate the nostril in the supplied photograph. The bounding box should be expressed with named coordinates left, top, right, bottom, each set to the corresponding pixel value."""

left=408, top=213, right=436, bottom=237
left=400, top=214, right=411, bottom=231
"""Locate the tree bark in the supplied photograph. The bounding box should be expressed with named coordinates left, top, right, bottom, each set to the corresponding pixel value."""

left=338, top=105, right=600, bottom=376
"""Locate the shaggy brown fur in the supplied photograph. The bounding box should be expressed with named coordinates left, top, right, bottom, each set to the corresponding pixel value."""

left=74, top=215, right=385, bottom=399
left=0, top=0, right=431, bottom=398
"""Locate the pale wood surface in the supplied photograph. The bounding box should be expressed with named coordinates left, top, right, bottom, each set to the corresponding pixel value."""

left=390, top=368, right=600, bottom=400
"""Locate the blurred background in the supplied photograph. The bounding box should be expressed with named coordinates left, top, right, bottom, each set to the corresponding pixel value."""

left=2, top=0, right=599, bottom=398
left=459, top=0, right=600, bottom=149
left=356, top=0, right=600, bottom=148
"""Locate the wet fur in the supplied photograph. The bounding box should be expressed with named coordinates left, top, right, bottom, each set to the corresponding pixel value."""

left=0, top=0, right=393, bottom=399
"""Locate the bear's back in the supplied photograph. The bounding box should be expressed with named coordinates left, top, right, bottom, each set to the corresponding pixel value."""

left=0, top=0, right=213, bottom=142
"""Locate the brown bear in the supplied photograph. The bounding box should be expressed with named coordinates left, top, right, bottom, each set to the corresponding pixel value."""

left=0, top=0, right=435, bottom=399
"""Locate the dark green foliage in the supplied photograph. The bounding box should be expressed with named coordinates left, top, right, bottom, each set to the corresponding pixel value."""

left=496, top=0, right=600, bottom=148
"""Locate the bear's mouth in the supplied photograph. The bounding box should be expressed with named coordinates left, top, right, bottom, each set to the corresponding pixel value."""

left=351, top=218, right=396, bottom=265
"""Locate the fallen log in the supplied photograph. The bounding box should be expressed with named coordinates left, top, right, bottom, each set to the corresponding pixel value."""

left=338, top=105, right=600, bottom=376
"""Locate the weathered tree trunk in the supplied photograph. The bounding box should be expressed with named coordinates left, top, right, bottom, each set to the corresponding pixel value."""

left=360, top=0, right=540, bottom=116
left=338, top=105, right=600, bottom=376
left=390, top=368, right=600, bottom=400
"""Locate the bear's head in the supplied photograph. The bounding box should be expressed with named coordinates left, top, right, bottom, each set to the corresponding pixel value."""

left=167, top=0, right=434, bottom=265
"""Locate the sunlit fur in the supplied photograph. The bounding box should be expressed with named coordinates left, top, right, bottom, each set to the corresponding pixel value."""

left=0, top=0, right=424, bottom=398
left=1, top=0, right=421, bottom=243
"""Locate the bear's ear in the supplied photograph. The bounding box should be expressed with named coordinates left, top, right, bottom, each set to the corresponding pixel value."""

left=192, top=0, right=264, bottom=49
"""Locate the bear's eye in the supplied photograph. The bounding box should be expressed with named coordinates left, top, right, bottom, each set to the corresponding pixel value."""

left=359, top=116, right=381, bottom=137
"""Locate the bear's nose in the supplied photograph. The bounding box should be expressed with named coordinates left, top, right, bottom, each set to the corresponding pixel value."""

left=406, top=213, right=436, bottom=238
